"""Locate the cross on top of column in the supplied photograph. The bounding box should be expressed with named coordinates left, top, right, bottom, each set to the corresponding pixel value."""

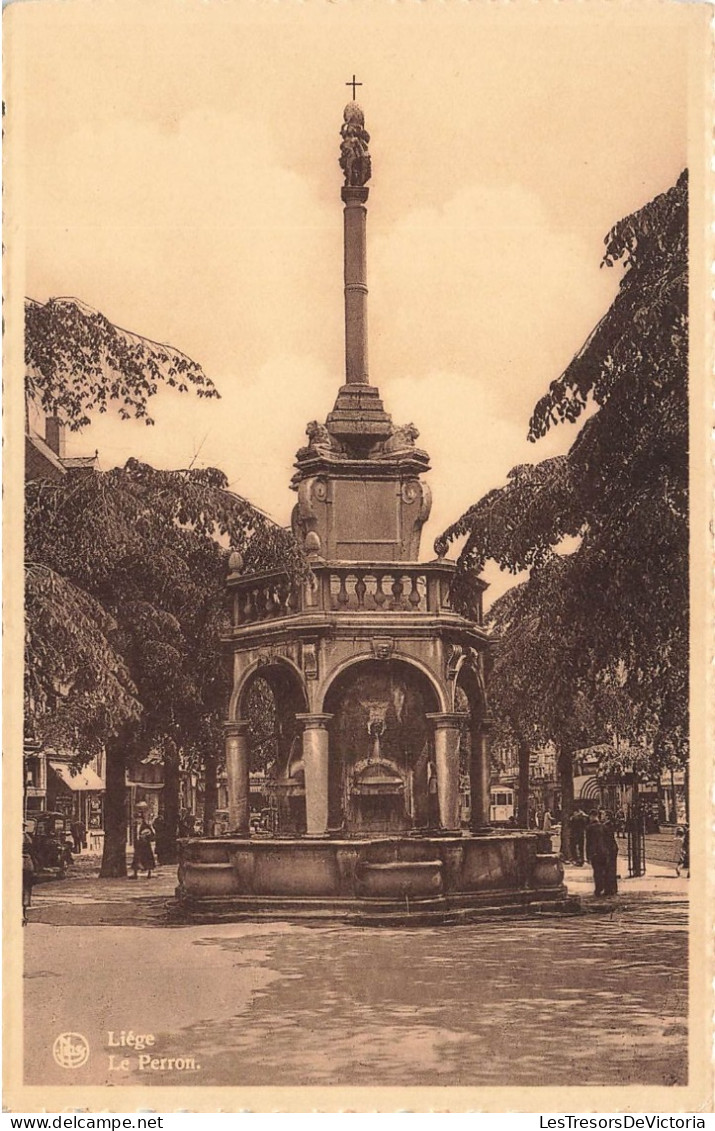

left=345, top=74, right=362, bottom=99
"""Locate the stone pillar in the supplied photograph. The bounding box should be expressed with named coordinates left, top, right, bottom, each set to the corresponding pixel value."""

left=427, top=713, right=466, bottom=832
left=296, top=714, right=334, bottom=837
left=470, top=717, right=493, bottom=834
left=341, top=185, right=369, bottom=385
left=224, top=720, right=250, bottom=836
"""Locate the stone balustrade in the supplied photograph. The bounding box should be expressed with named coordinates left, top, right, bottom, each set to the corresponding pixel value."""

left=229, top=561, right=482, bottom=627
left=231, top=572, right=302, bottom=626
left=325, top=567, right=428, bottom=612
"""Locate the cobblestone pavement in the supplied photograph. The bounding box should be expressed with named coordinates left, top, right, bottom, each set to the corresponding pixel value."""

left=22, top=850, right=688, bottom=1090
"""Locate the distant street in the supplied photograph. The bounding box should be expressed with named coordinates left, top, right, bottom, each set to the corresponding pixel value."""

left=22, top=841, right=688, bottom=1089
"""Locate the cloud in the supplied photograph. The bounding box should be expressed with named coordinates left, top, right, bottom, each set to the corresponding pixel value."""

left=369, top=182, right=620, bottom=424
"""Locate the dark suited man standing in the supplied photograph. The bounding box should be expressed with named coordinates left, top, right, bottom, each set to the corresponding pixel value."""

left=585, top=810, right=608, bottom=896
left=570, top=807, right=588, bottom=866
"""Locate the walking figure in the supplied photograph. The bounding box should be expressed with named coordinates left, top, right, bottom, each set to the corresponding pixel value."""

left=128, top=803, right=156, bottom=879
left=585, top=810, right=608, bottom=896
left=675, top=825, right=689, bottom=878
left=570, top=807, right=587, bottom=866
left=602, top=810, right=619, bottom=895
left=22, top=827, right=37, bottom=925
left=71, top=818, right=86, bottom=854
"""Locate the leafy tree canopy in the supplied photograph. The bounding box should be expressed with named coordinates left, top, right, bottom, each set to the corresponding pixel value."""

left=25, top=297, right=219, bottom=430
left=25, top=563, right=141, bottom=757
left=439, top=171, right=688, bottom=763
left=25, top=460, right=306, bottom=760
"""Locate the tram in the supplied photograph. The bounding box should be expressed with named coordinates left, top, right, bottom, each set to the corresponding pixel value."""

left=489, top=786, right=515, bottom=824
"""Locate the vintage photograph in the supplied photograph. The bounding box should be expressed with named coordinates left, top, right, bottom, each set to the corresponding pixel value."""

left=4, top=0, right=711, bottom=1113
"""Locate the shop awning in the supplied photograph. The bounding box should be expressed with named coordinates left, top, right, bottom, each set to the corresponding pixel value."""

left=50, top=761, right=104, bottom=791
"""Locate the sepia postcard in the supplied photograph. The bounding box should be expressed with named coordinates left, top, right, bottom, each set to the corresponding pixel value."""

left=3, top=0, right=713, bottom=1115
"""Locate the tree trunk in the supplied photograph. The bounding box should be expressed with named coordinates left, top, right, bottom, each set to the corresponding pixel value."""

left=203, top=748, right=218, bottom=836
left=558, top=749, right=575, bottom=860
left=517, top=738, right=531, bottom=828
left=99, top=737, right=129, bottom=877
left=156, top=737, right=180, bottom=864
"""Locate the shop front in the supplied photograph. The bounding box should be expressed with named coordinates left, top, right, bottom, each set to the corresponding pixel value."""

left=47, top=758, right=105, bottom=851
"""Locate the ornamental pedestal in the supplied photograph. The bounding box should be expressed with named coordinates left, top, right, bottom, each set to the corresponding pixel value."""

left=177, top=99, right=570, bottom=923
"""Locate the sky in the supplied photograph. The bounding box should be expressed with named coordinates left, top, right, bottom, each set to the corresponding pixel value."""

left=11, top=0, right=693, bottom=598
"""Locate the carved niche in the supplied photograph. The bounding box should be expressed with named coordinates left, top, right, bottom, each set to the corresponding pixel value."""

left=301, top=641, right=319, bottom=681
left=371, top=637, right=394, bottom=661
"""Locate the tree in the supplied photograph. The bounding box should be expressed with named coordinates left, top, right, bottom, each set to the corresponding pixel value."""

left=25, top=460, right=306, bottom=875
left=484, top=563, right=603, bottom=852
left=438, top=172, right=688, bottom=842
left=23, top=296, right=308, bottom=872
left=25, top=297, right=218, bottom=430
left=25, top=563, right=140, bottom=756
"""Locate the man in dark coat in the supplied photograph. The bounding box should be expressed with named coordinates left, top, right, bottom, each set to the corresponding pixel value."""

left=585, top=810, right=608, bottom=896
left=570, top=807, right=588, bottom=866
left=602, top=811, right=619, bottom=895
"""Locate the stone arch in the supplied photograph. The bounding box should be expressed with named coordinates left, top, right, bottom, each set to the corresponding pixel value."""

left=233, top=659, right=310, bottom=835
left=322, top=657, right=443, bottom=833
left=318, top=650, right=449, bottom=715
left=452, top=649, right=488, bottom=721
left=229, top=655, right=308, bottom=723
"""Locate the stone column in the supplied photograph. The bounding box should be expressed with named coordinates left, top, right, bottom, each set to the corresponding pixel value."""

left=470, top=717, right=493, bottom=834
left=342, top=185, right=369, bottom=385
left=296, top=713, right=334, bottom=837
left=224, top=720, right=250, bottom=836
left=427, top=713, right=466, bottom=832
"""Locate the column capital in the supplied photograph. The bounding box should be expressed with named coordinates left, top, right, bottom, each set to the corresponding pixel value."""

left=426, top=712, right=468, bottom=730
left=224, top=719, right=250, bottom=737
left=341, top=185, right=369, bottom=206
left=296, top=713, right=334, bottom=730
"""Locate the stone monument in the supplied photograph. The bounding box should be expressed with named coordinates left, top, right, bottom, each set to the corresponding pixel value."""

left=177, top=99, right=567, bottom=923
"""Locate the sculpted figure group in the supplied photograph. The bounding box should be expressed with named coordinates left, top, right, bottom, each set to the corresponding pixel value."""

left=340, top=102, right=372, bottom=188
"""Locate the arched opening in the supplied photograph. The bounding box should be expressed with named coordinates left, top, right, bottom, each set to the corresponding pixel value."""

left=238, top=664, right=308, bottom=835
left=323, top=659, right=441, bottom=835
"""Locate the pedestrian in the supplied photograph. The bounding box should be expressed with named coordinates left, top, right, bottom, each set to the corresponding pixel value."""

left=128, top=803, right=156, bottom=879
left=585, top=810, right=608, bottom=896
left=602, top=810, right=619, bottom=895
left=70, top=818, right=86, bottom=854
left=22, top=826, right=37, bottom=925
left=570, top=807, right=587, bottom=866
left=542, top=808, right=553, bottom=833
left=615, top=808, right=626, bottom=838
left=681, top=826, right=690, bottom=877
left=675, top=825, right=689, bottom=878
left=153, top=810, right=165, bottom=864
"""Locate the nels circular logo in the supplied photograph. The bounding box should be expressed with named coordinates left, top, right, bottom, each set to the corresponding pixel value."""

left=52, top=1032, right=90, bottom=1070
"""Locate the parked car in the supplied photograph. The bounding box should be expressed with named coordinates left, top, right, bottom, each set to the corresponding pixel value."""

left=24, top=811, right=74, bottom=878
